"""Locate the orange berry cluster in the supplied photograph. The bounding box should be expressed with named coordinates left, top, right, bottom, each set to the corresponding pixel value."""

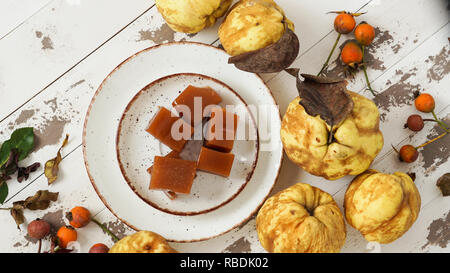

left=318, top=11, right=377, bottom=96
left=27, top=206, right=111, bottom=253
left=398, top=93, right=449, bottom=163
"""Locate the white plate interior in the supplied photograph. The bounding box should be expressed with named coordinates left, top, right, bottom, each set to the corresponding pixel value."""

left=83, top=42, right=282, bottom=242
left=117, top=73, right=259, bottom=215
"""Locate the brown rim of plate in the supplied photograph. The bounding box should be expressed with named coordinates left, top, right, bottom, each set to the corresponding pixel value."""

left=82, top=41, right=283, bottom=243
left=115, top=72, right=260, bottom=216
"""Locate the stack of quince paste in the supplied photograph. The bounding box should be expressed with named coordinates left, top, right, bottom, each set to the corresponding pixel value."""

left=146, top=85, right=238, bottom=200
left=152, top=0, right=421, bottom=253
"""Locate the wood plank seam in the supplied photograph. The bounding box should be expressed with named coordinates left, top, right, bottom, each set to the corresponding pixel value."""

left=355, top=21, right=450, bottom=95
left=0, top=0, right=55, bottom=41
left=0, top=4, right=156, bottom=124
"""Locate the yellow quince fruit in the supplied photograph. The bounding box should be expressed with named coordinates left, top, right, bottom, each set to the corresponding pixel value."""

left=281, top=91, right=383, bottom=180
left=218, top=0, right=294, bottom=56
left=256, top=183, right=346, bottom=253
left=344, top=170, right=421, bottom=244
left=155, top=0, right=232, bottom=33
left=109, top=231, right=177, bottom=253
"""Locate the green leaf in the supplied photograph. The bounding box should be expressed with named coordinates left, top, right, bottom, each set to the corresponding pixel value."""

left=0, top=182, right=8, bottom=204
left=0, top=127, right=35, bottom=167
left=10, top=127, right=35, bottom=161
left=0, top=142, right=12, bottom=167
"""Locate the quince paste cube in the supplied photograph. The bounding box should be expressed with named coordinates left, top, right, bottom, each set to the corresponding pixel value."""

left=149, top=156, right=197, bottom=194
left=197, top=147, right=235, bottom=177
left=146, top=107, right=193, bottom=152
left=172, top=85, right=222, bottom=126
left=205, top=107, right=238, bottom=153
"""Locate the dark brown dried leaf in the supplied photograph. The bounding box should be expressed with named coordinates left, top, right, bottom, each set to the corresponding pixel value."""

left=436, top=173, right=450, bottom=196
left=301, top=73, right=345, bottom=84
left=6, top=190, right=57, bottom=229
left=0, top=174, right=11, bottom=185
left=228, top=25, right=299, bottom=73
left=292, top=72, right=353, bottom=128
left=10, top=208, right=24, bottom=229
left=17, top=162, right=40, bottom=182
left=45, top=134, right=69, bottom=185
left=407, top=172, right=416, bottom=182
left=12, top=190, right=59, bottom=211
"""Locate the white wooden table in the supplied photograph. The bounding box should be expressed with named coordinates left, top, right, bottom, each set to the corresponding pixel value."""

left=0, top=0, right=449, bottom=253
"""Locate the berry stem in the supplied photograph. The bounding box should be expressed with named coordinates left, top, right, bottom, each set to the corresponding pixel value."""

left=318, top=33, right=341, bottom=76
left=37, top=239, right=42, bottom=254
left=431, top=110, right=450, bottom=133
left=415, top=132, right=448, bottom=150
left=361, top=46, right=377, bottom=96
left=91, top=217, right=120, bottom=242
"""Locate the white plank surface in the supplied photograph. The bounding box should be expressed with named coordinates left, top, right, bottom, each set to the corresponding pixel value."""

left=0, top=0, right=52, bottom=39
left=0, top=0, right=449, bottom=253
left=0, top=0, right=155, bottom=121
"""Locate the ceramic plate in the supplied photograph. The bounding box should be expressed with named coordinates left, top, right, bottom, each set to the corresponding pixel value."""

left=83, top=42, right=283, bottom=242
left=116, top=73, right=259, bottom=216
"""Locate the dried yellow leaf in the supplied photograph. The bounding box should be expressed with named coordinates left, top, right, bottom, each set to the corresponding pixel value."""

left=45, top=134, right=69, bottom=185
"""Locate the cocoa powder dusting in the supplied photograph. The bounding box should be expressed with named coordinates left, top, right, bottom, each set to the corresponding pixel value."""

left=41, top=36, right=54, bottom=50
left=105, top=220, right=129, bottom=240
left=371, top=27, right=394, bottom=49
left=391, top=43, right=401, bottom=54
left=422, top=210, right=450, bottom=250
left=222, top=237, right=252, bottom=253
left=138, top=23, right=175, bottom=44
left=44, top=98, right=57, bottom=112
left=137, top=23, right=197, bottom=44
left=426, top=45, right=450, bottom=83
left=13, top=109, right=36, bottom=125
left=34, top=116, right=70, bottom=152
left=400, top=67, right=417, bottom=82
left=421, top=114, right=450, bottom=174
left=373, top=79, right=421, bottom=121
left=364, top=27, right=396, bottom=70
left=42, top=209, right=65, bottom=233
left=68, top=79, right=86, bottom=90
